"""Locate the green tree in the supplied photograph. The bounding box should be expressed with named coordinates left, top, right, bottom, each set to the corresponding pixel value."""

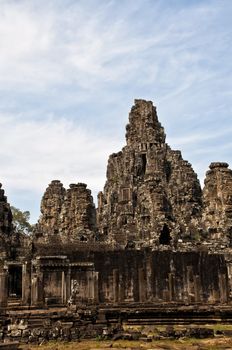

left=10, top=206, right=33, bottom=235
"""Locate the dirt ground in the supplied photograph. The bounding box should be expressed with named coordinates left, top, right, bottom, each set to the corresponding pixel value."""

left=20, top=338, right=232, bottom=350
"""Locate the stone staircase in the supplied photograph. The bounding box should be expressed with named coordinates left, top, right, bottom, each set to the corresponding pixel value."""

left=7, top=298, right=22, bottom=309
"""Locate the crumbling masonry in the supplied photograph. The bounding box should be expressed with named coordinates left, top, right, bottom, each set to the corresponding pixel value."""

left=1, top=100, right=232, bottom=337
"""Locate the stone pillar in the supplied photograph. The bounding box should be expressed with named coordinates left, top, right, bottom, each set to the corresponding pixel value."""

left=0, top=270, right=8, bottom=307
left=174, top=277, right=183, bottom=302
left=113, top=269, right=119, bottom=303
left=31, top=271, right=44, bottom=307
left=168, top=272, right=174, bottom=302
left=22, top=262, right=31, bottom=305
left=61, top=270, right=66, bottom=304
left=193, top=275, right=201, bottom=302
left=219, top=274, right=228, bottom=304
left=118, top=272, right=125, bottom=302
left=87, top=270, right=95, bottom=301
left=66, top=267, right=71, bottom=302
left=186, top=266, right=194, bottom=303
left=31, top=274, right=37, bottom=306
left=146, top=255, right=153, bottom=302
left=162, top=287, right=169, bottom=302
left=123, top=272, right=135, bottom=302
left=138, top=267, right=146, bottom=302
left=93, top=271, right=99, bottom=303
left=226, top=261, right=232, bottom=299
left=183, top=266, right=190, bottom=303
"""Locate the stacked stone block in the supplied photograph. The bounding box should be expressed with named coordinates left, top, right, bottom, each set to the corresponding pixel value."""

left=59, top=183, right=96, bottom=241
left=202, top=162, right=232, bottom=244
left=0, top=183, right=13, bottom=256
left=36, top=181, right=96, bottom=242
left=97, top=99, right=202, bottom=246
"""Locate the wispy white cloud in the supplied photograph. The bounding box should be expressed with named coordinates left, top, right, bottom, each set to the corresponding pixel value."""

left=0, top=113, right=121, bottom=221
left=0, top=0, right=231, bottom=221
left=168, top=126, right=232, bottom=147
left=0, top=113, right=121, bottom=187
left=0, top=0, right=225, bottom=91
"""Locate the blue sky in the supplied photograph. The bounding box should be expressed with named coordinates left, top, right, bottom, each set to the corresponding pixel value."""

left=0, top=0, right=232, bottom=223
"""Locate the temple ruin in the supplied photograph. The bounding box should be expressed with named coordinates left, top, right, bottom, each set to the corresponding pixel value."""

left=1, top=99, right=232, bottom=342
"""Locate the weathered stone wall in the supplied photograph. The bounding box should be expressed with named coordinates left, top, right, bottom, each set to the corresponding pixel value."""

left=36, top=181, right=96, bottom=242
left=94, top=250, right=228, bottom=304
left=1, top=99, right=232, bottom=313
left=36, top=180, right=65, bottom=238
left=29, top=250, right=228, bottom=306
left=166, top=148, right=202, bottom=241
left=202, top=162, right=232, bottom=244
left=34, top=100, right=232, bottom=250
left=0, top=183, right=12, bottom=236
left=3, top=304, right=232, bottom=344
left=59, top=183, right=96, bottom=242
left=0, top=182, right=13, bottom=257
left=4, top=303, right=232, bottom=344
left=97, top=100, right=202, bottom=247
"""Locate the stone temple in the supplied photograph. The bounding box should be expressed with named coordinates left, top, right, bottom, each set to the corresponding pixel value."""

left=1, top=99, right=232, bottom=341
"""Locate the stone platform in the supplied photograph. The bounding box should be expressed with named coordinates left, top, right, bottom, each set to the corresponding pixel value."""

left=1, top=304, right=232, bottom=343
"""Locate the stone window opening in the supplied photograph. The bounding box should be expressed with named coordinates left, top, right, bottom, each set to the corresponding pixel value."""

left=165, top=161, right=172, bottom=182
left=125, top=240, right=135, bottom=249
left=141, top=154, right=147, bottom=175
left=120, top=188, right=131, bottom=202
left=142, top=215, right=150, bottom=226
left=122, top=216, right=127, bottom=225
left=159, top=224, right=171, bottom=245
left=140, top=143, right=147, bottom=152
left=8, top=265, right=22, bottom=298
left=132, top=192, right=137, bottom=207
left=136, top=153, right=147, bottom=176
left=80, top=235, right=88, bottom=242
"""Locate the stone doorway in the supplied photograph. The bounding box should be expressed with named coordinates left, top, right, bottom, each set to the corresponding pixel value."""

left=159, top=224, right=171, bottom=245
left=8, top=265, right=22, bottom=298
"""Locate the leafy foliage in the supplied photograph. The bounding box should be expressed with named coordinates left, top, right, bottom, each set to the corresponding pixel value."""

left=10, top=206, right=33, bottom=235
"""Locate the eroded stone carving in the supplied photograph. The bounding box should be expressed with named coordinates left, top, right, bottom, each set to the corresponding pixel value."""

left=36, top=181, right=96, bottom=242
left=36, top=180, right=65, bottom=238
left=0, top=183, right=13, bottom=236
left=97, top=100, right=202, bottom=247
left=4, top=100, right=232, bottom=251
left=202, top=162, right=232, bottom=244
left=0, top=183, right=13, bottom=256
left=0, top=99, right=232, bottom=334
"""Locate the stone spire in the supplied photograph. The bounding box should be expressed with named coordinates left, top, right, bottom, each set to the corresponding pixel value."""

left=0, top=182, right=13, bottom=256
left=59, top=183, right=96, bottom=242
left=126, top=99, right=166, bottom=148
left=35, top=181, right=96, bottom=242
left=0, top=183, right=13, bottom=236
left=97, top=99, right=202, bottom=247
left=37, top=180, right=66, bottom=238
left=202, top=162, right=232, bottom=244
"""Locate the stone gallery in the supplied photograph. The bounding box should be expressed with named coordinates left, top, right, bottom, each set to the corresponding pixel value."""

left=0, top=100, right=232, bottom=340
